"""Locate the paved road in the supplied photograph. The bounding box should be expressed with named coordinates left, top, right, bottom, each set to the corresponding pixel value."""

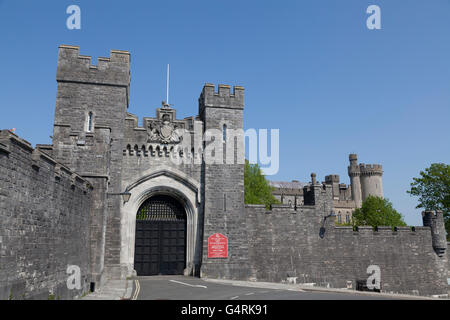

left=131, top=276, right=395, bottom=300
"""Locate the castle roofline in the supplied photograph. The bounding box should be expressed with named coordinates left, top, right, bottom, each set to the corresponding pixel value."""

left=269, top=181, right=308, bottom=189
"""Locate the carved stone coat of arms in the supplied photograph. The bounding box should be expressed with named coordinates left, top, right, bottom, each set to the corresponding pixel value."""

left=147, top=114, right=183, bottom=144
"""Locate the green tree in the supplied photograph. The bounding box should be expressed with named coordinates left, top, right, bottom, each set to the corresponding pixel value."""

left=407, top=163, right=450, bottom=240
left=352, top=196, right=407, bottom=227
left=244, top=161, right=279, bottom=209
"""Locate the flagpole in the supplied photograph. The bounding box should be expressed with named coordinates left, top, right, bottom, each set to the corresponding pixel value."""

left=166, top=64, right=170, bottom=105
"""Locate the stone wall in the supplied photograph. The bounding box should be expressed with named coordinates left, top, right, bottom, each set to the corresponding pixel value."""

left=448, top=242, right=450, bottom=281
left=0, top=130, right=93, bottom=300
left=245, top=185, right=449, bottom=296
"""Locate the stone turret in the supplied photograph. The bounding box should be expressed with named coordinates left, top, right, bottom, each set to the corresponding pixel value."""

left=423, top=211, right=448, bottom=257
left=359, top=163, right=383, bottom=201
left=348, top=154, right=362, bottom=208
left=311, top=173, right=317, bottom=185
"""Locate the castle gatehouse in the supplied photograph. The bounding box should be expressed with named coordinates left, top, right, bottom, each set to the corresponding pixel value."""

left=0, top=45, right=448, bottom=299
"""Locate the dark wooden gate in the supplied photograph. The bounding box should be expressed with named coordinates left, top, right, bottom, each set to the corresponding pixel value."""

left=134, top=195, right=186, bottom=276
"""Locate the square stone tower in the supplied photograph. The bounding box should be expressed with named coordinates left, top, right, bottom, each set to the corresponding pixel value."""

left=52, top=45, right=130, bottom=283
left=198, top=84, right=250, bottom=279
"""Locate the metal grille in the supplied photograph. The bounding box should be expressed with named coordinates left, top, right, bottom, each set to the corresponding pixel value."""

left=136, top=195, right=185, bottom=221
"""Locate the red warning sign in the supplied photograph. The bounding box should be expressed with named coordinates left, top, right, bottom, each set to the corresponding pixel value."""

left=208, top=233, right=228, bottom=258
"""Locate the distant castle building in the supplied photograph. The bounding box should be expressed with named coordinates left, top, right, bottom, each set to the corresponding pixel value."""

left=270, top=154, right=383, bottom=224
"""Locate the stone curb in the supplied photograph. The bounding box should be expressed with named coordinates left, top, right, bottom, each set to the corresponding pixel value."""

left=204, top=278, right=447, bottom=300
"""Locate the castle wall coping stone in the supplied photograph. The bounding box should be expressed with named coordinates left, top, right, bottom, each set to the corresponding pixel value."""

left=244, top=204, right=266, bottom=208
left=58, top=44, right=130, bottom=57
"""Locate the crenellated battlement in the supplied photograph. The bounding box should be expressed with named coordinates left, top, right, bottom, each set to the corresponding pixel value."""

left=325, top=175, right=340, bottom=183
left=125, top=113, right=139, bottom=127
left=359, top=163, right=383, bottom=175
left=199, top=83, right=244, bottom=111
left=348, top=156, right=383, bottom=176
left=245, top=202, right=434, bottom=238
left=56, top=45, right=130, bottom=88
left=333, top=225, right=431, bottom=236
left=245, top=201, right=434, bottom=238
left=348, top=165, right=361, bottom=176
left=0, top=130, right=93, bottom=192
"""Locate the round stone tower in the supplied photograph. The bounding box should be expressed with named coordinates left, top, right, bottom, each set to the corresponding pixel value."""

left=359, top=163, right=383, bottom=201
left=348, top=154, right=362, bottom=208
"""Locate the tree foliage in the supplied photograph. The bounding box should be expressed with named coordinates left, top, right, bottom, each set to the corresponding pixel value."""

left=335, top=220, right=353, bottom=227
left=244, top=161, right=279, bottom=209
left=352, top=196, right=407, bottom=227
left=407, top=163, right=450, bottom=240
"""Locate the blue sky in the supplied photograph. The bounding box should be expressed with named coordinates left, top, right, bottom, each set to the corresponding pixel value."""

left=0, top=1, right=449, bottom=225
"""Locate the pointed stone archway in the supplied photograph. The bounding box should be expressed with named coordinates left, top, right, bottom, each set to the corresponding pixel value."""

left=119, top=169, right=202, bottom=278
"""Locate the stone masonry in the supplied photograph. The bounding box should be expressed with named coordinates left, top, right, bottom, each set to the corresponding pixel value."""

left=0, top=45, right=448, bottom=298
left=0, top=130, right=92, bottom=300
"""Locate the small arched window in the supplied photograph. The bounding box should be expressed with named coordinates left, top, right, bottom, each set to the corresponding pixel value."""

left=87, top=112, right=94, bottom=132
left=222, top=124, right=227, bottom=142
